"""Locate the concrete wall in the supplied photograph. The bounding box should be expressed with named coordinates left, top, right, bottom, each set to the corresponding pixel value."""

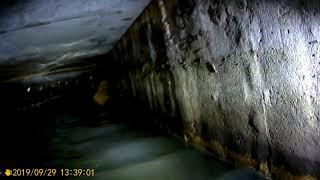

left=0, top=0, right=150, bottom=84
left=0, top=0, right=150, bottom=113
left=110, top=0, right=320, bottom=178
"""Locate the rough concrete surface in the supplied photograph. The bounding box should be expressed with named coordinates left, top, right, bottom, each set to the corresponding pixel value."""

left=0, top=0, right=151, bottom=83
left=110, top=0, right=320, bottom=178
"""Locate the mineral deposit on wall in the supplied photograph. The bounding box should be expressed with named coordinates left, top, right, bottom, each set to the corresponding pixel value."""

left=111, top=0, right=320, bottom=178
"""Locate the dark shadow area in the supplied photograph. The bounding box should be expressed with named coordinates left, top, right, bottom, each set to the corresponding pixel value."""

left=0, top=52, right=266, bottom=179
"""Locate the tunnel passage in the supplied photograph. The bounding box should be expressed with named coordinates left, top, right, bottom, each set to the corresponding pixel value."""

left=0, top=0, right=319, bottom=179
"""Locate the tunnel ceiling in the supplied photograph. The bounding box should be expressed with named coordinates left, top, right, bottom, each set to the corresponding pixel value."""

left=0, top=0, right=151, bottom=84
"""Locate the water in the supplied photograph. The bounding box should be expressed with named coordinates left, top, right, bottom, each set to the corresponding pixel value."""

left=1, top=101, right=266, bottom=179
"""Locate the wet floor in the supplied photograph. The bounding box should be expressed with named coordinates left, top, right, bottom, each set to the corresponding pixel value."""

left=1, top=98, right=265, bottom=179
left=44, top=108, right=265, bottom=180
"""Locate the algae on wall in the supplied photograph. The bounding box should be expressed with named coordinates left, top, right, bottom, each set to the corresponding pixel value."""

left=110, top=0, right=320, bottom=178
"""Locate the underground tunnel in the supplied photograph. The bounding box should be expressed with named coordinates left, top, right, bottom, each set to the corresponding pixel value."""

left=0, top=0, right=319, bottom=179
